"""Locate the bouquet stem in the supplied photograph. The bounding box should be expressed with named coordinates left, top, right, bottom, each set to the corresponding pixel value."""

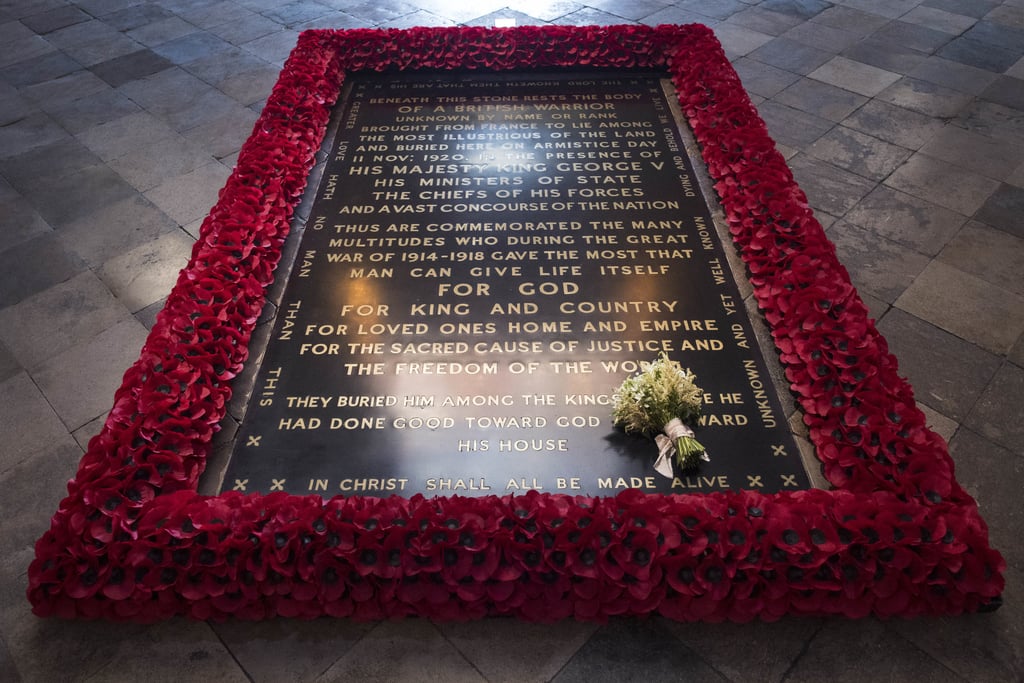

left=674, top=435, right=705, bottom=471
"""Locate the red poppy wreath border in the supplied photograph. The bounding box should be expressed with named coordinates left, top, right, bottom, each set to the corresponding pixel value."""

left=28, top=24, right=1004, bottom=622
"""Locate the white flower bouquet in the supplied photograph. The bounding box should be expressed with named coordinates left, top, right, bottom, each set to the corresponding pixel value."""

left=611, top=353, right=709, bottom=476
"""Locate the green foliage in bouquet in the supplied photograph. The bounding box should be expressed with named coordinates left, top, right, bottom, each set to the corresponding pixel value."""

left=612, top=353, right=708, bottom=472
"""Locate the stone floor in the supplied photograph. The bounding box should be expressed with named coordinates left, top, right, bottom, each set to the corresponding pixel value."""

left=1, top=0, right=1023, bottom=679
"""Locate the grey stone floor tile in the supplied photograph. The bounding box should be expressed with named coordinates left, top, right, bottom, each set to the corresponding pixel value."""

left=0, top=341, right=19, bottom=384
left=785, top=619, right=970, bottom=682
left=144, top=161, right=231, bottom=224
left=826, top=220, right=931, bottom=302
left=902, top=5, right=979, bottom=33
left=77, top=621, right=252, bottom=682
left=313, top=620, right=485, bottom=682
left=877, top=76, right=974, bottom=117
left=440, top=619, right=598, bottom=683
left=924, top=0, right=998, bottom=19
left=677, top=0, right=746, bottom=21
left=0, top=271, right=133, bottom=369
left=0, top=434, right=83, bottom=553
left=842, top=0, right=928, bottom=20
left=756, top=100, right=834, bottom=149
left=775, top=77, right=869, bottom=122
left=90, top=48, right=176, bottom=88
left=962, top=18, right=1024, bottom=51
left=806, top=125, right=912, bottom=181
left=134, top=295, right=167, bottom=329
left=57, top=194, right=181, bottom=267
left=872, top=19, right=957, bottom=54
left=583, top=0, right=673, bottom=21
left=0, top=35, right=57, bottom=70
left=917, top=402, right=958, bottom=443
left=811, top=5, right=890, bottom=36
left=96, top=228, right=194, bottom=311
left=179, top=0, right=256, bottom=29
left=20, top=4, right=91, bottom=33
left=896, top=260, right=1024, bottom=355
left=760, top=0, right=832, bottom=20
left=842, top=37, right=930, bottom=75
left=180, top=105, right=260, bottom=158
left=102, top=3, right=176, bottom=31
left=117, top=67, right=241, bottom=132
left=181, top=45, right=269, bottom=86
left=808, top=56, right=902, bottom=97
left=835, top=184, right=962, bottom=255
left=710, top=23, right=774, bottom=58
left=0, top=372, right=72, bottom=473
left=2, top=135, right=97, bottom=190
left=22, top=69, right=111, bottom=110
left=965, top=362, right=1024, bottom=456
left=885, top=152, right=999, bottom=216
left=464, top=9, right=552, bottom=27
left=876, top=307, right=1001, bottom=420
left=0, top=51, right=81, bottom=87
left=75, top=110, right=181, bottom=161
left=781, top=20, right=863, bottom=52
left=0, top=233, right=86, bottom=308
left=261, top=0, right=335, bottom=27
left=553, top=618, right=728, bottom=682
left=951, top=100, right=1024, bottom=144
left=937, top=36, right=1021, bottom=72
left=550, top=7, right=632, bottom=26
left=0, top=82, right=34, bottom=126
left=1007, top=55, right=1024, bottom=79
left=748, top=36, right=834, bottom=75
left=980, top=75, right=1024, bottom=111
left=663, top=617, right=821, bottom=682
left=126, top=15, right=198, bottom=47
left=953, top=429, right=1024, bottom=565
left=108, top=134, right=216, bottom=191
left=44, top=18, right=123, bottom=50
left=990, top=4, right=1024, bottom=28
left=787, top=154, right=877, bottom=215
left=973, top=183, right=1024, bottom=239
left=240, top=28, right=301, bottom=65
left=733, top=57, right=802, bottom=98
left=0, top=632, right=17, bottom=683
left=34, top=317, right=149, bottom=430
left=211, top=618, right=375, bottom=683
left=19, top=162, right=139, bottom=230
left=214, top=64, right=280, bottom=105
left=339, top=0, right=421, bottom=25
left=727, top=6, right=805, bottom=35
left=0, top=111, right=69, bottom=159
left=920, top=124, right=1024, bottom=180
left=908, top=55, right=1000, bottom=96
left=72, top=414, right=104, bottom=451
left=0, top=198, right=51, bottom=255
left=152, top=30, right=235, bottom=64
left=46, top=88, right=143, bottom=134
left=894, top=565, right=1024, bottom=682
left=1013, top=336, right=1024, bottom=367
left=208, top=13, right=282, bottom=44
left=938, top=221, right=1024, bottom=297
left=62, top=31, right=144, bottom=67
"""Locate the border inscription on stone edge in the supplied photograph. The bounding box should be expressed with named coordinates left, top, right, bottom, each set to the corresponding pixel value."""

left=222, top=71, right=810, bottom=497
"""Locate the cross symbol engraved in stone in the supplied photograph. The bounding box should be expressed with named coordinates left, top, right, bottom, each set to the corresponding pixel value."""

left=747, top=475, right=764, bottom=488
left=246, top=435, right=262, bottom=447
left=270, top=479, right=286, bottom=491
left=772, top=444, right=788, bottom=457
left=781, top=474, right=798, bottom=487
left=233, top=479, right=248, bottom=491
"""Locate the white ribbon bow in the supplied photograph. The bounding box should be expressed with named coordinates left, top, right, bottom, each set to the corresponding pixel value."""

left=652, top=418, right=709, bottom=478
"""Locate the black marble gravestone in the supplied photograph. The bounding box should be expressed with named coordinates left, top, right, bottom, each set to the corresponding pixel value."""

left=221, top=71, right=811, bottom=497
